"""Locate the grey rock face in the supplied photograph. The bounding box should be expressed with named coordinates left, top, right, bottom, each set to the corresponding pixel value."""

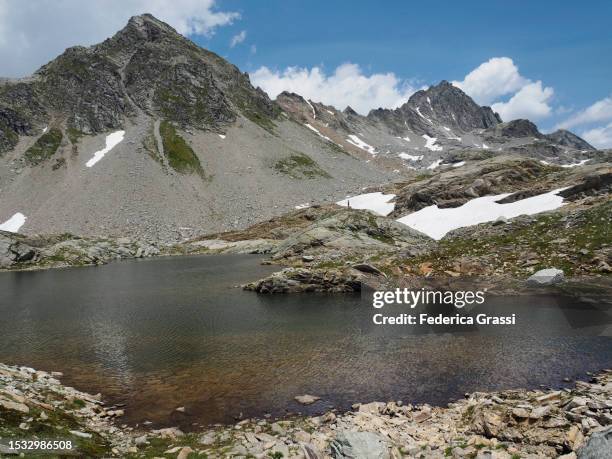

left=0, top=231, right=40, bottom=268
left=577, top=426, right=612, bottom=459
left=484, top=119, right=542, bottom=139
left=0, top=107, right=33, bottom=153
left=369, top=81, right=501, bottom=135
left=331, top=431, right=390, bottom=459
left=546, top=129, right=595, bottom=151
left=527, top=268, right=565, bottom=285
left=0, top=13, right=278, bottom=147
left=391, top=158, right=553, bottom=214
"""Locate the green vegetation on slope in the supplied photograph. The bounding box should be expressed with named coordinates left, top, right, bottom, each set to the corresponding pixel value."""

left=66, top=127, right=84, bottom=144
left=402, top=200, right=611, bottom=277
left=159, top=120, right=205, bottom=177
left=274, top=152, right=331, bottom=179
left=24, top=128, right=63, bottom=165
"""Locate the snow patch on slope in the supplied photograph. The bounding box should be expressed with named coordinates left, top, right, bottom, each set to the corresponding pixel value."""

left=422, top=135, right=443, bottom=151
left=86, top=131, right=125, bottom=168
left=306, top=100, right=316, bottom=119
left=397, top=188, right=567, bottom=240
left=305, top=123, right=333, bottom=143
left=346, top=135, right=377, bottom=155
left=0, top=213, right=27, bottom=233
left=336, top=192, right=396, bottom=216
left=415, top=107, right=431, bottom=123
left=398, top=153, right=423, bottom=161
left=561, top=159, right=590, bottom=168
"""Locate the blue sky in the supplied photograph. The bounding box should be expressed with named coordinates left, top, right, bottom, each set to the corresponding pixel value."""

left=198, top=0, right=612, bottom=145
left=1, top=0, right=610, bottom=146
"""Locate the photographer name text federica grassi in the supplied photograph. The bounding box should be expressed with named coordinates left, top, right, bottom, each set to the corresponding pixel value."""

left=372, top=312, right=517, bottom=326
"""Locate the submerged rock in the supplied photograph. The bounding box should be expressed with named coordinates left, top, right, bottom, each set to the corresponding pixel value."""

left=295, top=394, right=321, bottom=405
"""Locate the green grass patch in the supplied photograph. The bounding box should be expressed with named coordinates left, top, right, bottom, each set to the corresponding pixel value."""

left=0, top=122, right=19, bottom=153
left=159, top=120, right=205, bottom=177
left=326, top=141, right=349, bottom=156
left=274, top=152, right=331, bottom=179
left=67, top=127, right=84, bottom=144
left=24, top=128, right=62, bottom=165
left=142, top=125, right=163, bottom=166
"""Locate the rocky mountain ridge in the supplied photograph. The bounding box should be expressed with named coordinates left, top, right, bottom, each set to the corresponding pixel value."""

left=0, top=14, right=604, bottom=243
left=0, top=14, right=277, bottom=146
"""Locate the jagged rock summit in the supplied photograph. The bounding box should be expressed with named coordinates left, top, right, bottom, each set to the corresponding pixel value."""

left=369, top=80, right=501, bottom=135
left=0, top=13, right=277, bottom=149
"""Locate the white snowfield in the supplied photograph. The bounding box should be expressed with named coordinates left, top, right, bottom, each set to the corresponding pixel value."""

left=336, top=192, right=396, bottom=216
left=541, top=159, right=590, bottom=168
left=398, top=153, right=423, bottom=161
left=452, top=161, right=466, bottom=168
left=0, top=212, right=27, bottom=233
left=346, top=135, right=377, bottom=155
left=86, top=131, right=126, bottom=168
left=295, top=203, right=310, bottom=210
left=422, top=135, right=443, bottom=151
left=397, top=188, right=567, bottom=240
left=218, top=134, right=226, bottom=139
left=561, top=159, right=590, bottom=168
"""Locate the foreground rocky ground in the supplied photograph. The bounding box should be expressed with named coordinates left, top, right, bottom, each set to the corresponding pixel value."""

left=1, top=363, right=610, bottom=458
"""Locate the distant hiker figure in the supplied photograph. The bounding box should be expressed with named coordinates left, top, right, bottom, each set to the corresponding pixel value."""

left=347, top=200, right=350, bottom=208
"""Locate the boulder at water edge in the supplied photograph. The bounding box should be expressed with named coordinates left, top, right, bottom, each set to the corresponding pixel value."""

left=527, top=268, right=565, bottom=286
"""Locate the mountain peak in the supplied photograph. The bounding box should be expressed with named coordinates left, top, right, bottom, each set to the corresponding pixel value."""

left=366, top=80, right=501, bottom=135
left=122, top=13, right=180, bottom=40
left=97, top=13, right=186, bottom=54
left=0, top=12, right=278, bottom=141
left=546, top=129, right=595, bottom=151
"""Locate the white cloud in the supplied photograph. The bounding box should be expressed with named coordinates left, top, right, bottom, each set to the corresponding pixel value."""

left=453, top=57, right=555, bottom=122
left=556, top=96, right=612, bottom=129
left=0, top=0, right=239, bottom=77
left=250, top=44, right=257, bottom=54
left=251, top=63, right=417, bottom=115
left=491, top=81, right=554, bottom=121
left=230, top=30, right=246, bottom=48
left=581, top=122, right=612, bottom=149
left=452, top=57, right=527, bottom=105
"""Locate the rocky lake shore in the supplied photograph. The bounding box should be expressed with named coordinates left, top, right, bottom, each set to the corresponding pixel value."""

left=2, top=158, right=610, bottom=300
left=1, top=363, right=610, bottom=458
